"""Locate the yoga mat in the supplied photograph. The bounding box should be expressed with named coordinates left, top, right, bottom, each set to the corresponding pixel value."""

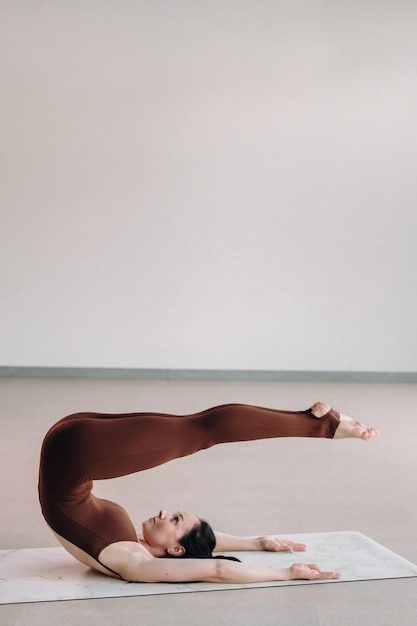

left=1, top=531, right=416, bottom=604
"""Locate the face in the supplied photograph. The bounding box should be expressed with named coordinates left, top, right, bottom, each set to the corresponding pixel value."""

left=142, top=509, right=200, bottom=556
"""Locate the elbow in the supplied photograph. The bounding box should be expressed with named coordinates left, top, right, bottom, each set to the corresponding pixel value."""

left=212, top=559, right=233, bottom=583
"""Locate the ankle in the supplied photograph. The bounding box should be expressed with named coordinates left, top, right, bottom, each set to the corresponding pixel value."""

left=310, top=401, right=331, bottom=418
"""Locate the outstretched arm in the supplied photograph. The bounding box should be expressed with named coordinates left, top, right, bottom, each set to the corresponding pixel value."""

left=214, top=531, right=306, bottom=553
left=117, top=554, right=339, bottom=584
left=99, top=542, right=338, bottom=583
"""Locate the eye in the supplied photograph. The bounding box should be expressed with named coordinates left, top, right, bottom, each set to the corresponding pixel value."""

left=171, top=515, right=179, bottom=525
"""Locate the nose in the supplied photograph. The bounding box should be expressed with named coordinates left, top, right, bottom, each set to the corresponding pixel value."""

left=159, top=509, right=168, bottom=520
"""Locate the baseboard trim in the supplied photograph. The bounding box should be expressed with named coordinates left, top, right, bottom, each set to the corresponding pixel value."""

left=0, top=367, right=416, bottom=383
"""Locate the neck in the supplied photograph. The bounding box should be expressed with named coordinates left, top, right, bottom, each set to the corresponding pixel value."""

left=138, top=538, right=163, bottom=557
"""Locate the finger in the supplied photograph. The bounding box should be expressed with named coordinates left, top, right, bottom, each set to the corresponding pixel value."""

left=307, top=566, right=340, bottom=579
left=318, top=571, right=341, bottom=579
left=280, top=541, right=305, bottom=551
left=282, top=543, right=294, bottom=553
left=272, top=541, right=293, bottom=552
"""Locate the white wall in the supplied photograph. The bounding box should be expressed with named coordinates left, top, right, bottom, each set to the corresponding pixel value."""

left=1, top=0, right=416, bottom=371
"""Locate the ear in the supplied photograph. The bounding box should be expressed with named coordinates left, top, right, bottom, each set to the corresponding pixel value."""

left=166, top=544, right=186, bottom=557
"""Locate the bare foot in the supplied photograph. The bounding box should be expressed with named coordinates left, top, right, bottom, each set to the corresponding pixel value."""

left=310, top=401, right=379, bottom=440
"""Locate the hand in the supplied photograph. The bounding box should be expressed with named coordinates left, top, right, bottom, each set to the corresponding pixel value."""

left=258, top=536, right=306, bottom=552
left=288, top=563, right=341, bottom=580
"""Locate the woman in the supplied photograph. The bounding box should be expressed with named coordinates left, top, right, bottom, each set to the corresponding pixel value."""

left=38, top=401, right=377, bottom=583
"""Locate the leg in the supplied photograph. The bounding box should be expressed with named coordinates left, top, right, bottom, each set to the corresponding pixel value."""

left=52, top=403, right=341, bottom=481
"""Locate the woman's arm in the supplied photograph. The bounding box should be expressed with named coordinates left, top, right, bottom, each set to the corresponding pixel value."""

left=112, top=550, right=339, bottom=584
left=214, top=532, right=306, bottom=553
left=99, top=542, right=338, bottom=584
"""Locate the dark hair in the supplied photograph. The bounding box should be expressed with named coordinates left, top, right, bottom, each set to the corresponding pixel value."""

left=162, top=519, right=240, bottom=562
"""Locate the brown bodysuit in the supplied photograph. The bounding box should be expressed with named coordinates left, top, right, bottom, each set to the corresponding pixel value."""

left=38, top=403, right=340, bottom=562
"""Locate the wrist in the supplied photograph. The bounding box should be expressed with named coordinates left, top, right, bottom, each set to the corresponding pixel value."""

left=274, top=567, right=292, bottom=581
left=256, top=536, right=267, bottom=550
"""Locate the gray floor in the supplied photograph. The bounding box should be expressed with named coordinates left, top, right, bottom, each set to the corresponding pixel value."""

left=1, top=377, right=416, bottom=625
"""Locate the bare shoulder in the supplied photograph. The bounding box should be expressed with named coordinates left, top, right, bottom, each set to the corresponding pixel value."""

left=98, top=540, right=154, bottom=577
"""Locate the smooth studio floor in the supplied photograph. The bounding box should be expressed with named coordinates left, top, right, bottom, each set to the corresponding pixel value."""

left=1, top=377, right=416, bottom=625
